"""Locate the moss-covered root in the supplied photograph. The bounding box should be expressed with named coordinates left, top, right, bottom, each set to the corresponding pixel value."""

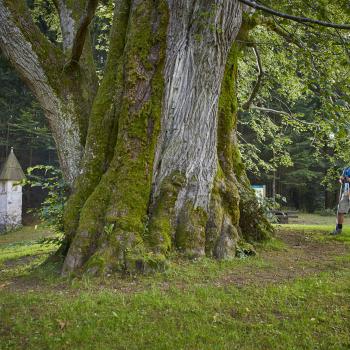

left=175, top=202, right=208, bottom=258
left=147, top=174, right=240, bottom=260
left=147, top=173, right=185, bottom=254
left=147, top=171, right=243, bottom=261
left=205, top=169, right=242, bottom=259
left=61, top=172, right=113, bottom=275
left=82, top=223, right=169, bottom=275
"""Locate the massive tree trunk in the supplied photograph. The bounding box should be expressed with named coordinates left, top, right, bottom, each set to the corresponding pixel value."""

left=0, top=0, right=272, bottom=276
left=62, top=0, right=272, bottom=275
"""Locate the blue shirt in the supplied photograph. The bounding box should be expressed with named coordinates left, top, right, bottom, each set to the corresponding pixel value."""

left=342, top=167, right=350, bottom=178
left=342, top=167, right=350, bottom=193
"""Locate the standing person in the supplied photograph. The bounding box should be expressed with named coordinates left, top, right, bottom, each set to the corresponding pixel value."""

left=332, top=166, right=350, bottom=235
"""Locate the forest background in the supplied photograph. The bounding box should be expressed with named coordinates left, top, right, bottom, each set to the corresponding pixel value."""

left=1, top=0, right=349, bottom=214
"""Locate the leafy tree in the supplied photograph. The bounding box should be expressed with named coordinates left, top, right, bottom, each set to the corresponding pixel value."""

left=23, top=165, right=68, bottom=231
left=0, top=0, right=349, bottom=275
left=0, top=55, right=55, bottom=168
left=235, top=0, right=350, bottom=210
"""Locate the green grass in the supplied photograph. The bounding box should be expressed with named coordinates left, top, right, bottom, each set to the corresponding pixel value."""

left=288, top=212, right=337, bottom=226
left=284, top=225, right=350, bottom=244
left=0, top=226, right=60, bottom=282
left=274, top=211, right=350, bottom=241
left=277, top=212, right=336, bottom=231
left=1, top=272, right=349, bottom=349
left=0, top=225, right=56, bottom=245
left=0, top=223, right=349, bottom=349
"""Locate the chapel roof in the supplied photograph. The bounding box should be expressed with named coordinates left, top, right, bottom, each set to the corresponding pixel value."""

left=0, top=148, right=25, bottom=181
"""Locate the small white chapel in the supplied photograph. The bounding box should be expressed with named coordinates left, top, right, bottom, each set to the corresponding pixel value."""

left=0, top=148, right=25, bottom=233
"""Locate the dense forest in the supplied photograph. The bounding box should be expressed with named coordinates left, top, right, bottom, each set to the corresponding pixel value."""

left=0, top=0, right=349, bottom=274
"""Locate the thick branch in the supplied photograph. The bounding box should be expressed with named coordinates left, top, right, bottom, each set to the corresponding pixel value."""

left=239, top=0, right=350, bottom=30
left=242, top=44, right=264, bottom=110
left=251, top=106, right=315, bottom=126
left=251, top=106, right=290, bottom=116
left=0, top=0, right=63, bottom=77
left=70, top=0, right=99, bottom=65
left=258, top=17, right=303, bottom=48
left=0, top=0, right=84, bottom=185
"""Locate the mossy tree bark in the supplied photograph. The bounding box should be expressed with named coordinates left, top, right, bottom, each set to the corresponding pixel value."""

left=0, top=0, right=273, bottom=275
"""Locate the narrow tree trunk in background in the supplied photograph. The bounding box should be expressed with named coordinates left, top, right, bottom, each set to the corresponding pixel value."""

left=272, top=171, right=276, bottom=202
left=62, top=0, right=272, bottom=275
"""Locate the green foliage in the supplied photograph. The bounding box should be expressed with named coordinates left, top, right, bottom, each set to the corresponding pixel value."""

left=29, top=0, right=62, bottom=44
left=237, top=1, right=350, bottom=211
left=22, top=165, right=69, bottom=232
left=92, top=0, right=115, bottom=76
left=0, top=56, right=55, bottom=165
left=261, top=194, right=287, bottom=223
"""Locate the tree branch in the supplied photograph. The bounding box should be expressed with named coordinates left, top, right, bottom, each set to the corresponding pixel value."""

left=0, top=0, right=63, bottom=81
left=0, top=1, right=78, bottom=151
left=251, top=106, right=315, bottom=126
left=239, top=0, right=350, bottom=30
left=251, top=106, right=290, bottom=116
left=69, top=0, right=99, bottom=66
left=261, top=17, right=304, bottom=48
left=242, top=44, right=264, bottom=110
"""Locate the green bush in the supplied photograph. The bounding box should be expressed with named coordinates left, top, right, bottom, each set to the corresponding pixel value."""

left=315, top=208, right=336, bottom=216
left=21, top=165, right=68, bottom=232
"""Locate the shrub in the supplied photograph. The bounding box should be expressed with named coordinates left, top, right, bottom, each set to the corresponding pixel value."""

left=21, top=165, right=68, bottom=232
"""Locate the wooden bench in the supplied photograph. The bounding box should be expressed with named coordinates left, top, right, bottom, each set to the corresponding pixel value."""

left=271, top=210, right=299, bottom=224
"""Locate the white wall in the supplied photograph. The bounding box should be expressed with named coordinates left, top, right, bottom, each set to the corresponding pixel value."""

left=0, top=180, right=22, bottom=232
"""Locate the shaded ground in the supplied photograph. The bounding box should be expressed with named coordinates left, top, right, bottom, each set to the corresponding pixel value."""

left=287, top=213, right=337, bottom=225
left=1, top=227, right=349, bottom=294
left=218, top=230, right=349, bottom=287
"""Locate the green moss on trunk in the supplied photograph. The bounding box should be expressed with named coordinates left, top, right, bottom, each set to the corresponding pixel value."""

left=147, top=172, right=186, bottom=254
left=212, top=42, right=272, bottom=257
left=176, top=202, right=208, bottom=258
left=63, top=0, right=169, bottom=274
left=217, top=44, right=244, bottom=177
left=64, top=0, right=131, bottom=241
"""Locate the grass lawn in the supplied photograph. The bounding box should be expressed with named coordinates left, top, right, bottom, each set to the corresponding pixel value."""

left=0, top=219, right=350, bottom=350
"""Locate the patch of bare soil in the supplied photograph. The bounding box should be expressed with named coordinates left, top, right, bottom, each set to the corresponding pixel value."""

left=219, top=230, right=350, bottom=287
left=2, top=255, right=39, bottom=268
left=1, top=230, right=349, bottom=293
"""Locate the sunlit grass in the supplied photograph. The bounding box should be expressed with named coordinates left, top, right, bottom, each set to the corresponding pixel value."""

left=0, top=225, right=56, bottom=245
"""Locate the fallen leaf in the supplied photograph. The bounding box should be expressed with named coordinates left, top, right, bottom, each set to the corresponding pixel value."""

left=57, top=319, right=66, bottom=330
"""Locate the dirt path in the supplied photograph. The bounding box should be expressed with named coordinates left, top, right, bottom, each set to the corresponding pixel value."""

left=218, top=230, right=350, bottom=287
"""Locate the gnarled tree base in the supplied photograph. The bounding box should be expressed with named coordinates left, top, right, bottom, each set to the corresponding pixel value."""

left=60, top=0, right=273, bottom=276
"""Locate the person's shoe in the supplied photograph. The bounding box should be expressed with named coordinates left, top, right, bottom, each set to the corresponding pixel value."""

left=330, top=228, right=342, bottom=235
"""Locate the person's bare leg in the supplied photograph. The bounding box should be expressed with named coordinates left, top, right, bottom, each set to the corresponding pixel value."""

left=337, top=213, right=345, bottom=225
left=332, top=212, right=344, bottom=234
